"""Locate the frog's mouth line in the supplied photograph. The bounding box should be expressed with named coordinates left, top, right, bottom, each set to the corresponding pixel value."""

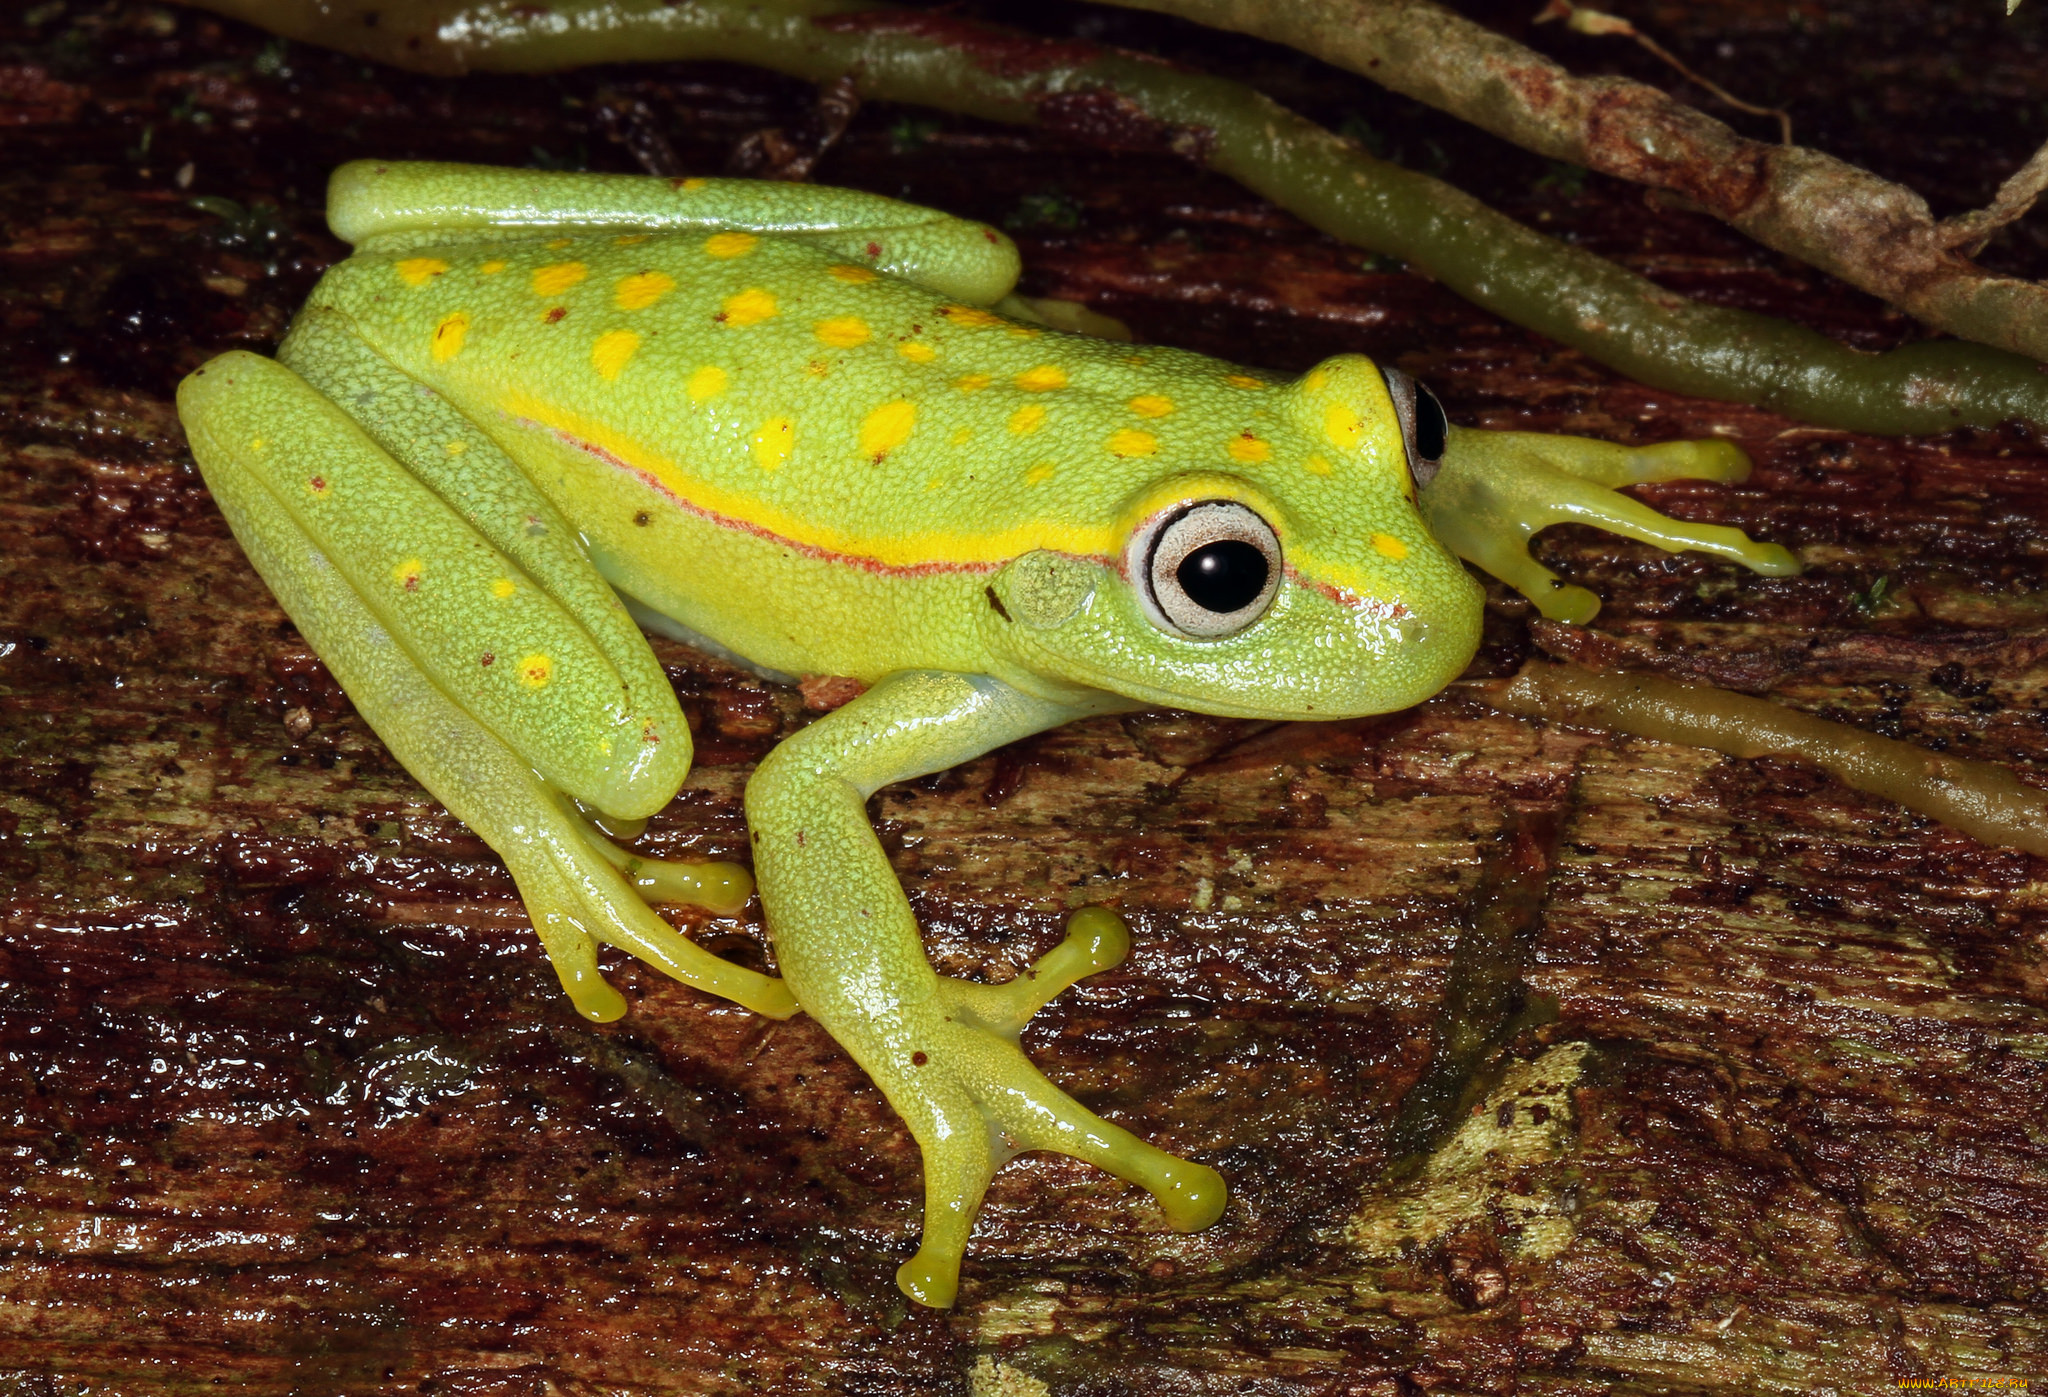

left=527, top=414, right=1122, bottom=580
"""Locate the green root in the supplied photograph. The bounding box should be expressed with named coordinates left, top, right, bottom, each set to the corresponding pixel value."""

left=187, top=0, right=2048, bottom=437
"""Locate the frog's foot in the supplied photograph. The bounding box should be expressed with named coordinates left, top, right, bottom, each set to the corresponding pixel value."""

left=522, top=817, right=792, bottom=1024
left=890, top=907, right=1227, bottom=1308
left=1418, top=425, right=1801, bottom=623
left=535, top=808, right=790, bottom=1022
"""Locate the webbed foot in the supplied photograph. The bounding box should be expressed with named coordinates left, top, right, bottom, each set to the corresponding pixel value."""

left=1419, top=426, right=1800, bottom=623
left=893, top=907, right=1226, bottom=1308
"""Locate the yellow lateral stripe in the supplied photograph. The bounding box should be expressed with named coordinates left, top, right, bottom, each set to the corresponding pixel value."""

left=504, top=392, right=1120, bottom=570
left=1290, top=545, right=1405, bottom=609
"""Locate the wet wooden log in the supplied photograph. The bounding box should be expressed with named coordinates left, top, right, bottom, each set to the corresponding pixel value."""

left=1, top=2, right=2045, bottom=1391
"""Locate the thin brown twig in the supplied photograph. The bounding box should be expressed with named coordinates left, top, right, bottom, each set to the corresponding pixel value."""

left=1093, top=0, right=2048, bottom=363
left=1940, top=136, right=2048, bottom=251
left=1533, top=1, right=1790, bottom=146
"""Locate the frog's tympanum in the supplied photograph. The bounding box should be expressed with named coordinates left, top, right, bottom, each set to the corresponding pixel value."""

left=177, top=162, right=1799, bottom=1307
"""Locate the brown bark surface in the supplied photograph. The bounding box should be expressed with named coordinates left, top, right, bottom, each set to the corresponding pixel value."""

left=2, top=3, right=2046, bottom=1392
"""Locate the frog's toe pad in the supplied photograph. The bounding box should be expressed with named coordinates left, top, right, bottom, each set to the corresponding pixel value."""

left=619, top=854, right=754, bottom=915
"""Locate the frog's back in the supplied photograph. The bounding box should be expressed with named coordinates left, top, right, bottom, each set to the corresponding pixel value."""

left=311, top=228, right=1301, bottom=570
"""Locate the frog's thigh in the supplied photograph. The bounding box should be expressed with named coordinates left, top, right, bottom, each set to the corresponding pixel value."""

left=277, top=306, right=673, bottom=753
left=746, top=673, right=1226, bottom=1309
left=329, top=160, right=1020, bottom=305
left=178, top=352, right=793, bottom=1023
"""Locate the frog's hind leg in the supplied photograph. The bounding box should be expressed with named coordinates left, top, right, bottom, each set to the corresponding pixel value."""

left=1418, top=426, right=1801, bottom=623
left=327, top=159, right=1022, bottom=307
left=178, top=345, right=794, bottom=1023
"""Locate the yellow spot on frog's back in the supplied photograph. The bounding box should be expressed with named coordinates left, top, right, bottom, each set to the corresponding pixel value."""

left=1128, top=394, right=1174, bottom=418
left=491, top=577, right=517, bottom=599
left=430, top=311, right=469, bottom=363
left=815, top=316, right=871, bottom=349
left=478, top=260, right=507, bottom=276
left=444, top=440, right=466, bottom=456
left=1108, top=428, right=1158, bottom=457
left=392, top=558, right=424, bottom=591
left=546, top=238, right=572, bottom=250
left=828, top=264, right=877, bottom=284
left=704, top=231, right=758, bottom=259
left=1226, top=373, right=1268, bottom=390
left=614, top=270, right=676, bottom=311
left=1304, top=367, right=1330, bottom=393
left=1305, top=453, right=1333, bottom=477
left=1324, top=401, right=1364, bottom=451
left=591, top=329, right=640, bottom=380
left=1371, top=532, right=1410, bottom=560
left=1228, top=433, right=1271, bottom=463
left=720, top=288, right=778, bottom=327
left=1014, top=364, right=1067, bottom=392
left=518, top=654, right=553, bottom=689
left=531, top=262, right=587, bottom=296
left=950, top=426, right=974, bottom=446
left=1008, top=404, right=1046, bottom=436
left=249, top=438, right=266, bottom=452
left=679, top=177, right=709, bottom=191
left=1026, top=463, right=1056, bottom=485
left=898, top=341, right=936, bottom=363
left=939, top=304, right=1003, bottom=329
left=687, top=365, right=729, bottom=401
left=753, top=418, right=794, bottom=471
left=955, top=373, right=991, bottom=393
left=395, top=257, right=447, bottom=287
left=615, top=233, right=649, bottom=246
left=860, top=400, right=917, bottom=462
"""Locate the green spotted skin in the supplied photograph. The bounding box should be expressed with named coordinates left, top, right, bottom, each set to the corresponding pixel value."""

left=176, top=161, right=1796, bottom=1310
left=299, top=163, right=1484, bottom=714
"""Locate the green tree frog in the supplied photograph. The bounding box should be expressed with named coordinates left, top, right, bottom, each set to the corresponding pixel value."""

left=176, top=161, right=1797, bottom=1308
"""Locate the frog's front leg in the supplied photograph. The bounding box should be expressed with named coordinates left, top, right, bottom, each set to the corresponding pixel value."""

left=746, top=672, right=1226, bottom=1309
left=1419, top=425, right=1801, bottom=623
left=178, top=348, right=794, bottom=1023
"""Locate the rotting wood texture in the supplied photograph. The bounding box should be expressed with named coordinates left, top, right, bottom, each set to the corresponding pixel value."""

left=1, top=2, right=2045, bottom=1392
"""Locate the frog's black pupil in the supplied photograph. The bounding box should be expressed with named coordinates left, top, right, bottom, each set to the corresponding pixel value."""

left=1177, top=541, right=1269, bottom=614
left=1415, top=385, right=1448, bottom=461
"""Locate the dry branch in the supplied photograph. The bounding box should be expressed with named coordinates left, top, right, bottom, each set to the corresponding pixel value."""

left=1098, top=0, right=2048, bottom=363
left=179, top=0, right=2048, bottom=437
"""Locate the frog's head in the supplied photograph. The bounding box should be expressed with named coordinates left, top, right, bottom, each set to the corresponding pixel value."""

left=985, top=355, right=1483, bottom=721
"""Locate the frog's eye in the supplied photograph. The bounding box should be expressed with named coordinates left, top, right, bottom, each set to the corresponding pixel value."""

left=1381, top=368, right=1447, bottom=491
left=1137, top=501, right=1283, bottom=638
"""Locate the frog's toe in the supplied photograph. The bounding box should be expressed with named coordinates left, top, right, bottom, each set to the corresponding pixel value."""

left=1440, top=527, right=1606, bottom=625
left=582, top=822, right=756, bottom=917
left=895, top=907, right=1226, bottom=1307
left=939, top=904, right=1128, bottom=1036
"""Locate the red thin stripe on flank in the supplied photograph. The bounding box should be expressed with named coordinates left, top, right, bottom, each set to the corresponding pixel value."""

left=1287, top=565, right=1412, bottom=617
left=541, top=423, right=1105, bottom=578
